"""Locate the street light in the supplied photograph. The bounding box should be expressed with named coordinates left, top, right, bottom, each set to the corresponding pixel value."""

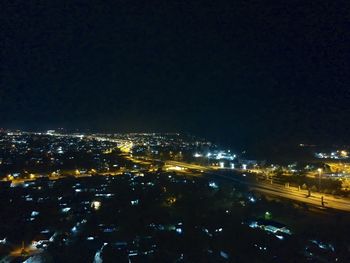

left=317, top=168, right=322, bottom=190
left=340, top=150, right=348, bottom=158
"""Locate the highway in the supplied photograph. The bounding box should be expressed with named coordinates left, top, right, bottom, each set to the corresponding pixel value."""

left=165, top=160, right=350, bottom=212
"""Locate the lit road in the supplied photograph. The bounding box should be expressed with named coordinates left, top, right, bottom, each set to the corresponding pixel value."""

left=0, top=242, right=40, bottom=263
left=249, top=183, right=350, bottom=211
left=165, top=161, right=350, bottom=212
left=2, top=172, right=125, bottom=187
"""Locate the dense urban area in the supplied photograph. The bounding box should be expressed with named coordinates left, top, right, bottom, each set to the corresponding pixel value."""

left=0, top=129, right=350, bottom=262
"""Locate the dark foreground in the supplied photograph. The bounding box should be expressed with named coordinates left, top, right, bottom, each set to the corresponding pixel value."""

left=0, top=171, right=349, bottom=262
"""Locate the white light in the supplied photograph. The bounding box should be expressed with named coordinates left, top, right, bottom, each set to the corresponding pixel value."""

left=209, top=182, right=219, bottom=189
left=249, top=196, right=256, bottom=203
left=61, top=207, right=71, bottom=213
left=131, top=200, right=139, bottom=205
left=242, top=164, right=247, bottom=170
left=91, top=201, right=101, bottom=210
left=275, top=235, right=284, bottom=240
left=219, top=162, right=225, bottom=168
left=31, top=211, right=39, bottom=217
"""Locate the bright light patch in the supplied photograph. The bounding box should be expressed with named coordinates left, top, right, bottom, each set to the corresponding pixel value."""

left=91, top=201, right=101, bottom=210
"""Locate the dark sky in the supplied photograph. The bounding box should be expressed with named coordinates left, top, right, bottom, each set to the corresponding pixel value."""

left=1, top=1, right=350, bottom=148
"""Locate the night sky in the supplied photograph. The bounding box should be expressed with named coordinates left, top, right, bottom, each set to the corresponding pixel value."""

left=2, top=1, right=350, bottom=149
